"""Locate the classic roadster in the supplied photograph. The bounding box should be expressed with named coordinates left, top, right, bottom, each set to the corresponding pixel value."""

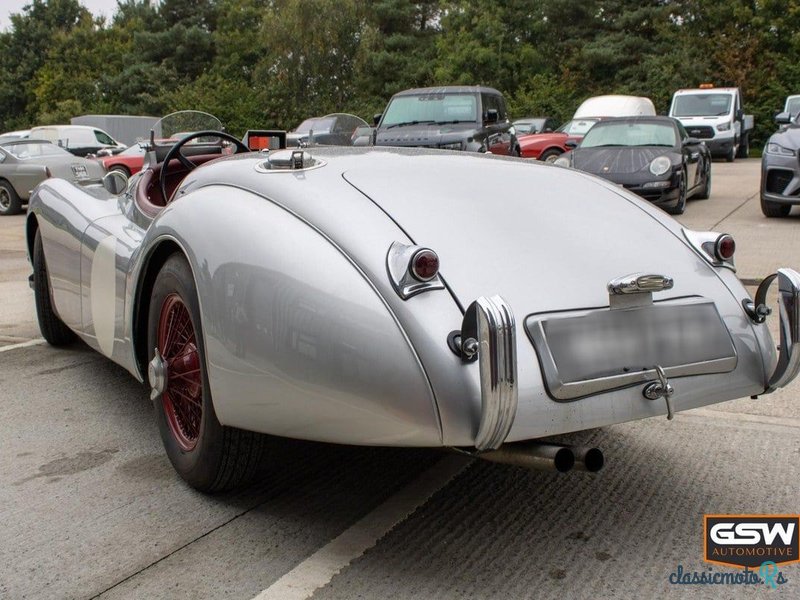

left=26, top=112, right=800, bottom=492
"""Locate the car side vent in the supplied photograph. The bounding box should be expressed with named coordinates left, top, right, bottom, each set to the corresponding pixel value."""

left=255, top=149, right=326, bottom=173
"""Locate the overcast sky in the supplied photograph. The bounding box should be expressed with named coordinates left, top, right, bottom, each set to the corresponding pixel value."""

left=0, top=0, right=123, bottom=31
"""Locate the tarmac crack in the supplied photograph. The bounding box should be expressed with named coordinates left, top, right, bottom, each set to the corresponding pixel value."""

left=711, top=190, right=758, bottom=230
left=87, top=499, right=268, bottom=599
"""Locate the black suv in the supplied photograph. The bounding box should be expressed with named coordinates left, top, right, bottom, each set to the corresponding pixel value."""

left=373, top=86, right=519, bottom=156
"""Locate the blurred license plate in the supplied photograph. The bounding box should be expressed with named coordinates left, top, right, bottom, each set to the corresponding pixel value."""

left=71, top=164, right=88, bottom=179
left=526, top=299, right=737, bottom=400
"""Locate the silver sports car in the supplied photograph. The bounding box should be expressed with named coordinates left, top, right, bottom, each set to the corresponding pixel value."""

left=0, top=139, right=105, bottom=215
left=26, top=112, right=800, bottom=492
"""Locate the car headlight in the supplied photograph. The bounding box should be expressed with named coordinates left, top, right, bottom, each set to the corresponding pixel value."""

left=439, top=142, right=463, bottom=151
left=649, top=156, right=672, bottom=177
left=716, top=121, right=731, bottom=132
left=766, top=142, right=796, bottom=156
left=553, top=156, right=571, bottom=168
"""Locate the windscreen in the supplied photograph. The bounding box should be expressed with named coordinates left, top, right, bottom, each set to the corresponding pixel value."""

left=558, top=119, right=598, bottom=136
left=4, top=142, right=70, bottom=159
left=581, top=121, right=677, bottom=148
left=382, top=93, right=478, bottom=127
left=672, top=93, right=732, bottom=117
left=294, top=117, right=335, bottom=134
left=152, top=111, right=223, bottom=145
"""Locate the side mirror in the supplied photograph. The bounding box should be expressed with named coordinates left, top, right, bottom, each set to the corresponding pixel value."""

left=102, top=170, right=128, bottom=195
left=735, top=109, right=744, bottom=121
left=565, top=140, right=578, bottom=149
left=683, top=137, right=701, bottom=146
left=775, top=112, right=791, bottom=125
left=373, top=113, right=382, bottom=126
left=485, top=109, right=499, bottom=124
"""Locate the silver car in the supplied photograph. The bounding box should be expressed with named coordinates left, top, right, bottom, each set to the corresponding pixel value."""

left=26, top=111, right=800, bottom=492
left=0, top=140, right=105, bottom=215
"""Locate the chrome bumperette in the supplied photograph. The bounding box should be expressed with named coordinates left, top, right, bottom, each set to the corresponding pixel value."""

left=461, top=296, right=518, bottom=451
left=682, top=228, right=736, bottom=271
left=758, top=268, right=800, bottom=392
left=386, top=241, right=445, bottom=299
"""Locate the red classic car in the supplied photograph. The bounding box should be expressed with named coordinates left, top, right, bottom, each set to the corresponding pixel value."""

left=518, top=118, right=600, bottom=162
left=100, top=143, right=147, bottom=176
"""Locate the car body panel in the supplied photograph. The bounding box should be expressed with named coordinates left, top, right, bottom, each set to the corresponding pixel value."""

left=27, top=146, right=788, bottom=449
left=519, top=118, right=600, bottom=160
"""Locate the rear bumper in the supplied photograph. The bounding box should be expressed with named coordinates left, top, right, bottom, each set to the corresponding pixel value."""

left=464, top=270, right=800, bottom=447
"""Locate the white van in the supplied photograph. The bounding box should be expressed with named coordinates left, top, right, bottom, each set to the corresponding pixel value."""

left=28, top=125, right=125, bottom=158
left=668, top=87, right=754, bottom=161
left=573, top=95, right=656, bottom=119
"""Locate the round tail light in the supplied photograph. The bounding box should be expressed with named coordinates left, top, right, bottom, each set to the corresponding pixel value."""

left=410, top=249, right=439, bottom=281
left=715, top=234, right=736, bottom=261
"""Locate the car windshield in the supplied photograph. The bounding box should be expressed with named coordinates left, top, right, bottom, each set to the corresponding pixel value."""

left=382, top=93, right=478, bottom=127
left=672, top=93, right=732, bottom=117
left=294, top=117, right=335, bottom=134
left=558, top=119, right=598, bottom=135
left=581, top=121, right=678, bottom=148
left=514, top=119, right=546, bottom=134
left=4, top=142, right=70, bottom=159
left=152, top=111, right=223, bottom=144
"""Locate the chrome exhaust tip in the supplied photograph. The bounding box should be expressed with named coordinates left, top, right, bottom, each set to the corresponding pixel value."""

left=478, top=442, right=575, bottom=473
left=572, top=446, right=604, bottom=473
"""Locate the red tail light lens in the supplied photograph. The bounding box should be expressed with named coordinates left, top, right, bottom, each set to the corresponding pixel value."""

left=715, top=234, right=735, bottom=261
left=410, top=249, right=439, bottom=281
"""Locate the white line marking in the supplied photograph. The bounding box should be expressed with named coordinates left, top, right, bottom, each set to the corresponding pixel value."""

left=252, top=454, right=471, bottom=600
left=0, top=338, right=46, bottom=353
left=684, top=407, right=800, bottom=429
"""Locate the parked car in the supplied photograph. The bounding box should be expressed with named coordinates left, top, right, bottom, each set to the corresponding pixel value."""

left=784, top=95, right=800, bottom=119
left=374, top=86, right=519, bottom=155
left=26, top=111, right=799, bottom=492
left=28, top=125, right=126, bottom=158
left=519, top=118, right=600, bottom=162
left=669, top=86, right=753, bottom=162
left=287, top=113, right=368, bottom=147
left=760, top=111, right=800, bottom=217
left=0, top=129, right=30, bottom=144
left=98, top=143, right=147, bottom=176
left=0, top=139, right=105, bottom=215
left=513, top=117, right=558, bottom=135
left=351, top=125, right=374, bottom=146
left=554, top=116, right=711, bottom=215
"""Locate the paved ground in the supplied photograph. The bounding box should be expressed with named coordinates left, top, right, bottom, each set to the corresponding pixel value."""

left=1, top=158, right=799, bottom=600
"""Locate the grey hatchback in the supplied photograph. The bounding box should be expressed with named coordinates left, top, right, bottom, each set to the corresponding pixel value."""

left=0, top=140, right=105, bottom=215
left=761, top=111, right=800, bottom=217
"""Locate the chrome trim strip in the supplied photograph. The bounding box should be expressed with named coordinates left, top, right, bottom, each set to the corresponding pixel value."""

left=759, top=268, right=800, bottom=392
left=462, top=296, right=518, bottom=451
left=386, top=241, right=445, bottom=300
left=526, top=298, right=738, bottom=401
left=608, top=273, right=674, bottom=295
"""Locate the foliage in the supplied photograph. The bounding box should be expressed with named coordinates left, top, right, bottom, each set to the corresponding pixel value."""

left=1, top=0, right=800, bottom=148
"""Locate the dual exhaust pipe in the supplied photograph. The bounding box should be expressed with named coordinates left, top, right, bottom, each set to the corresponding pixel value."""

left=477, top=442, right=604, bottom=473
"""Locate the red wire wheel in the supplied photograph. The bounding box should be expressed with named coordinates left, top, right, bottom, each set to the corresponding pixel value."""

left=157, top=293, right=203, bottom=452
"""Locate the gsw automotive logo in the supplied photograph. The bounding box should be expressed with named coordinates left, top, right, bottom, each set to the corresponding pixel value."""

left=705, top=514, right=800, bottom=568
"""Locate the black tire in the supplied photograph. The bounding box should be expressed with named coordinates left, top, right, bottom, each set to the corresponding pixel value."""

left=539, top=148, right=563, bottom=163
left=33, top=229, right=74, bottom=345
left=761, top=195, right=791, bottom=218
left=725, top=145, right=735, bottom=163
left=736, top=133, right=749, bottom=159
left=109, top=165, right=131, bottom=177
left=666, top=170, right=687, bottom=215
left=0, top=180, right=22, bottom=216
left=148, top=253, right=265, bottom=492
left=695, top=160, right=711, bottom=200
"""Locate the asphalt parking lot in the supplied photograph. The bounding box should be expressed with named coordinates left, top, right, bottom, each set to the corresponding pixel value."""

left=2, top=158, right=800, bottom=600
